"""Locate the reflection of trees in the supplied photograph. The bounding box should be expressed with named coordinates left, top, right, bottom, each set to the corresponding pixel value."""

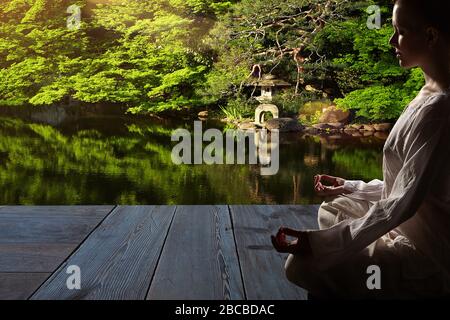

left=0, top=118, right=276, bottom=204
left=0, top=118, right=384, bottom=204
left=332, top=148, right=383, bottom=181
left=303, top=155, right=319, bottom=167
left=292, top=175, right=301, bottom=204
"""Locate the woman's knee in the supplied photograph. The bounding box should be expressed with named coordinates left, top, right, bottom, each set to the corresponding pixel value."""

left=284, top=254, right=337, bottom=296
left=318, top=201, right=340, bottom=229
left=284, top=254, right=298, bottom=283
left=284, top=254, right=312, bottom=288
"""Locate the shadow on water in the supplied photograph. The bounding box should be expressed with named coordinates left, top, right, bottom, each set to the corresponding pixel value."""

left=0, top=104, right=385, bottom=205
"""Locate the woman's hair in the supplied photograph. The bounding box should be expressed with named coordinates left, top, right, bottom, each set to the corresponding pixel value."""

left=394, top=0, right=450, bottom=37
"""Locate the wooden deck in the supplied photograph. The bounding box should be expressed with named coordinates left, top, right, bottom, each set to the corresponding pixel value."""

left=0, top=205, right=319, bottom=300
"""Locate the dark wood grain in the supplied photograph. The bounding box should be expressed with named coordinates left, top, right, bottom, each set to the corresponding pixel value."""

left=230, top=205, right=319, bottom=300
left=0, top=206, right=114, bottom=273
left=147, top=205, right=245, bottom=300
left=0, top=273, right=50, bottom=300
left=0, top=217, right=104, bottom=244
left=0, top=243, right=76, bottom=272
left=0, top=206, right=114, bottom=244
left=31, top=206, right=175, bottom=300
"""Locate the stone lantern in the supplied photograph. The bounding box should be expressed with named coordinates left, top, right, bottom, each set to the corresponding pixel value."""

left=247, top=74, right=291, bottom=102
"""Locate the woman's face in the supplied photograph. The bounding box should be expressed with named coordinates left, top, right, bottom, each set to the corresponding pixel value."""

left=389, top=3, right=430, bottom=69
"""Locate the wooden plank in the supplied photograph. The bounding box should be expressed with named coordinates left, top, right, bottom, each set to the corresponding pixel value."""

left=0, top=206, right=114, bottom=273
left=31, top=206, right=176, bottom=300
left=230, top=205, right=319, bottom=300
left=0, top=273, right=50, bottom=300
left=147, top=205, right=245, bottom=300
left=0, top=206, right=114, bottom=244
left=0, top=216, right=105, bottom=244
left=0, top=206, right=114, bottom=219
left=0, top=244, right=76, bottom=273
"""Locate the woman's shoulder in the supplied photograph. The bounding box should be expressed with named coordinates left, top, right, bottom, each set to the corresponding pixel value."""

left=415, top=91, right=450, bottom=120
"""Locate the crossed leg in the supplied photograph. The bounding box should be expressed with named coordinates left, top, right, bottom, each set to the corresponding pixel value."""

left=284, top=195, right=447, bottom=299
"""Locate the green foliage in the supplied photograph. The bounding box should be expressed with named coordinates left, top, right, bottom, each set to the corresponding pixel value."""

left=298, top=100, right=331, bottom=126
left=272, top=88, right=323, bottom=116
left=0, top=0, right=231, bottom=113
left=0, top=0, right=428, bottom=121
left=220, top=95, right=255, bottom=120
left=308, top=1, right=423, bottom=120
left=207, top=0, right=424, bottom=122
left=333, top=148, right=383, bottom=181
left=204, top=0, right=369, bottom=104
left=334, top=78, right=423, bottom=121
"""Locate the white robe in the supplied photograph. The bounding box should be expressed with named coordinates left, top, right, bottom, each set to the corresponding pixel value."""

left=306, top=91, right=450, bottom=284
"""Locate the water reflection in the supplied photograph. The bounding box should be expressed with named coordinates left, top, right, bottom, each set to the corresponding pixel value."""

left=0, top=111, right=384, bottom=204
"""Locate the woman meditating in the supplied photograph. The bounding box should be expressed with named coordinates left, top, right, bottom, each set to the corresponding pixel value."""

left=272, top=0, right=450, bottom=298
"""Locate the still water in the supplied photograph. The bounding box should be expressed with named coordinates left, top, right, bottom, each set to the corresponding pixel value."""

left=0, top=106, right=384, bottom=205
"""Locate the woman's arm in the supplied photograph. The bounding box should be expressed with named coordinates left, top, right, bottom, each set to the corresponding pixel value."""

left=306, top=96, right=450, bottom=270
left=314, top=174, right=354, bottom=197
left=314, top=174, right=384, bottom=200
left=342, top=179, right=384, bottom=201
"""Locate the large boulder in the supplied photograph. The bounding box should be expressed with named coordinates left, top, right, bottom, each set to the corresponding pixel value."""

left=319, top=105, right=350, bottom=124
left=264, top=118, right=304, bottom=132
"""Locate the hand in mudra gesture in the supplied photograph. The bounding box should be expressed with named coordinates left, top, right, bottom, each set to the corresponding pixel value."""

left=314, top=174, right=350, bottom=197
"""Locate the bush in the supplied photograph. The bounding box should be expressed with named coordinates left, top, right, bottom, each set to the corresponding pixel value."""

left=272, top=89, right=323, bottom=116
left=220, top=95, right=255, bottom=120
left=334, top=77, right=423, bottom=122
left=297, top=99, right=332, bottom=125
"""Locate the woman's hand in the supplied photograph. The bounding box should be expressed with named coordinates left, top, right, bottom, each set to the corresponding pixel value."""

left=271, top=227, right=306, bottom=255
left=313, top=174, right=349, bottom=197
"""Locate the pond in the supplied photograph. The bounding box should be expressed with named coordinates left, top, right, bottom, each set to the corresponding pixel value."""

left=0, top=105, right=385, bottom=205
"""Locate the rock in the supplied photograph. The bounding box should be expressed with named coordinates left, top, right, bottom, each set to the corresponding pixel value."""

left=344, top=128, right=357, bottom=135
left=350, top=124, right=364, bottom=130
left=363, top=131, right=374, bottom=137
left=238, top=121, right=257, bottom=130
left=264, top=118, right=304, bottom=132
left=303, top=127, right=321, bottom=135
left=327, top=122, right=345, bottom=129
left=312, top=123, right=343, bottom=133
left=373, top=123, right=393, bottom=131
left=313, top=123, right=334, bottom=130
left=362, top=124, right=376, bottom=131
left=305, top=85, right=320, bottom=92
left=351, top=131, right=363, bottom=137
left=198, top=111, right=209, bottom=118
left=319, top=105, right=350, bottom=124
left=375, top=131, right=389, bottom=140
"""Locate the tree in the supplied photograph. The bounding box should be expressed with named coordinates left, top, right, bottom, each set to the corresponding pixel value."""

left=0, top=0, right=89, bottom=106
left=203, top=0, right=424, bottom=121
left=0, top=0, right=235, bottom=113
